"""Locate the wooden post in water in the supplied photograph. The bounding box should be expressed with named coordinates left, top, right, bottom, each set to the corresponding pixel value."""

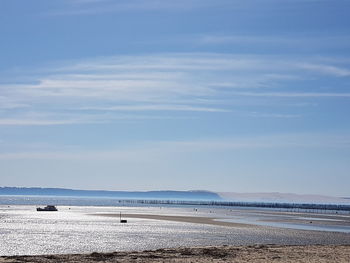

left=120, top=211, right=127, bottom=223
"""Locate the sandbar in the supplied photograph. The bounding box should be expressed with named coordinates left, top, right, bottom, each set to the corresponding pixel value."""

left=97, top=213, right=256, bottom=228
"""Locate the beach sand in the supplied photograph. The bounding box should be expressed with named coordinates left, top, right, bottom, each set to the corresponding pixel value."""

left=1, top=245, right=349, bottom=262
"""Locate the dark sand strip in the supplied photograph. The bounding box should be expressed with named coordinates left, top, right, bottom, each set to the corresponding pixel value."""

left=1, top=245, right=349, bottom=262
left=97, top=213, right=256, bottom=228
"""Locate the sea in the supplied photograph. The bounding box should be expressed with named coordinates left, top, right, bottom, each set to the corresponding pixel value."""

left=1, top=195, right=350, bottom=256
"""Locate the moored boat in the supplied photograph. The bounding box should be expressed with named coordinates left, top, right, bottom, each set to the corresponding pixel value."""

left=36, top=205, right=58, bottom=211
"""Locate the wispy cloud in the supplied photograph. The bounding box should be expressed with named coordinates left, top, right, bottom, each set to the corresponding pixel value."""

left=199, top=35, right=299, bottom=46
left=0, top=96, right=28, bottom=109
left=298, top=63, right=350, bottom=77
left=48, top=0, right=336, bottom=16
left=247, top=112, right=301, bottom=118
left=197, top=34, right=350, bottom=50
left=49, top=0, right=229, bottom=16
left=233, top=92, right=350, bottom=98
left=1, top=53, right=349, bottom=126
left=0, top=119, right=79, bottom=126
left=0, top=113, right=192, bottom=126
left=80, top=104, right=229, bottom=113
left=1, top=132, right=349, bottom=160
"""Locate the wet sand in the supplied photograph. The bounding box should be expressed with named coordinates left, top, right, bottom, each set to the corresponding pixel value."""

left=1, top=245, right=349, bottom=262
left=98, top=213, right=257, bottom=228
left=97, top=212, right=350, bottom=231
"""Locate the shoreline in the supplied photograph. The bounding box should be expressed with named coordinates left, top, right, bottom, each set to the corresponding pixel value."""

left=1, top=245, right=349, bottom=262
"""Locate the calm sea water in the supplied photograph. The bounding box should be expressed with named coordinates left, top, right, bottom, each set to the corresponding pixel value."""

left=0, top=196, right=350, bottom=256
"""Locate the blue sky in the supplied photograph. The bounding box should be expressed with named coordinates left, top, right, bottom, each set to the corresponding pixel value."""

left=0, top=0, right=350, bottom=196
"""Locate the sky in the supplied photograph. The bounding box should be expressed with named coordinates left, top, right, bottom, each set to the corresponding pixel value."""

left=0, top=0, right=350, bottom=196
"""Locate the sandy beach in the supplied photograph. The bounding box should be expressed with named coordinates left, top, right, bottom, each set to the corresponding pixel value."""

left=1, top=245, right=349, bottom=263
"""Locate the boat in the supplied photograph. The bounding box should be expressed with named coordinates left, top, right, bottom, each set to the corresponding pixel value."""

left=36, top=205, right=58, bottom=211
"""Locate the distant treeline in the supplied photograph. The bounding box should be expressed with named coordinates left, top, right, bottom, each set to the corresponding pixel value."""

left=0, top=187, right=221, bottom=200
left=116, top=199, right=350, bottom=212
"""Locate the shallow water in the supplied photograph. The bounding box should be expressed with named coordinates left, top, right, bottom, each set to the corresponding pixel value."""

left=1, top=204, right=350, bottom=256
left=214, top=210, right=350, bottom=233
left=216, top=218, right=350, bottom=233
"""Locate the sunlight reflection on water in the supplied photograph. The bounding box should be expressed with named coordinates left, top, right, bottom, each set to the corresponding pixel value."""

left=1, top=204, right=350, bottom=256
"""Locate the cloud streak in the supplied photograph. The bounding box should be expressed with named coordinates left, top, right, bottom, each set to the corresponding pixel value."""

left=50, top=0, right=231, bottom=16
left=298, top=63, right=350, bottom=77
left=49, top=0, right=337, bottom=16
left=234, top=92, right=350, bottom=98
left=1, top=132, right=349, bottom=160
left=1, top=53, right=350, bottom=125
left=197, top=34, right=350, bottom=51
left=79, top=104, right=229, bottom=112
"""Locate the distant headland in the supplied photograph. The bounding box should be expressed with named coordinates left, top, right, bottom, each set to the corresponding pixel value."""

left=0, top=187, right=222, bottom=201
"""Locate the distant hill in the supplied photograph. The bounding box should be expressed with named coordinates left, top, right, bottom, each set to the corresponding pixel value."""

left=0, top=187, right=221, bottom=201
